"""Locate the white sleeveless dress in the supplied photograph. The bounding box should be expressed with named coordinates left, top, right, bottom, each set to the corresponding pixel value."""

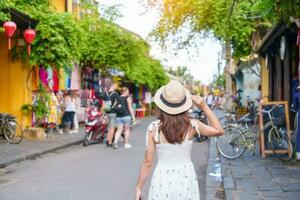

left=146, top=120, right=200, bottom=200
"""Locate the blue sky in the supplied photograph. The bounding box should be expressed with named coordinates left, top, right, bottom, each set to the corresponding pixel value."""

left=100, top=0, right=223, bottom=85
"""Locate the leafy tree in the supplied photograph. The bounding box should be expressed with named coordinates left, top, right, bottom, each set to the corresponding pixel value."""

left=167, top=66, right=194, bottom=85
left=212, top=73, right=225, bottom=88
left=11, top=0, right=85, bottom=70
left=143, top=0, right=274, bottom=57
left=99, top=4, right=123, bottom=22
left=79, top=1, right=169, bottom=90
left=168, top=66, right=188, bottom=77
left=7, top=0, right=168, bottom=90
left=0, top=0, right=10, bottom=31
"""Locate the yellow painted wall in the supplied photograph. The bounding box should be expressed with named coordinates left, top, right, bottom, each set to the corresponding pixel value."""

left=49, top=0, right=73, bottom=12
left=260, top=58, right=269, bottom=101
left=49, top=0, right=65, bottom=12
left=0, top=34, right=31, bottom=127
left=67, top=0, right=73, bottom=13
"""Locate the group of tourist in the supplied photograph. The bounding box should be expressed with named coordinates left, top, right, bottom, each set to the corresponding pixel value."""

left=105, top=83, right=136, bottom=149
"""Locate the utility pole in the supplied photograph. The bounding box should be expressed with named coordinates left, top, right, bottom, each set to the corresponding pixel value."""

left=217, top=52, right=221, bottom=77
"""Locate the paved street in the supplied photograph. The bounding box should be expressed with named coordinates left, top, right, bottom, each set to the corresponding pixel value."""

left=0, top=117, right=209, bottom=200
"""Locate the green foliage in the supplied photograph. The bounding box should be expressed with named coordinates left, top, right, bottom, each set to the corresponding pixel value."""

left=30, top=13, right=84, bottom=69
left=0, top=0, right=10, bottom=31
left=212, top=73, right=225, bottom=88
left=80, top=17, right=168, bottom=90
left=144, top=0, right=294, bottom=58
left=7, top=0, right=167, bottom=90
left=253, top=0, right=300, bottom=23
left=11, top=1, right=84, bottom=70
left=167, top=66, right=194, bottom=85
left=21, top=84, right=50, bottom=123
left=99, top=4, right=124, bottom=22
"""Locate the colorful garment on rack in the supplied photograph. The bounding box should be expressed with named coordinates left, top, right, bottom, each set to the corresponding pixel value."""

left=47, top=68, right=54, bottom=90
left=39, top=65, right=48, bottom=87
left=71, top=64, right=80, bottom=90
left=48, top=93, right=59, bottom=124
left=53, top=69, right=59, bottom=92
left=65, top=68, right=71, bottom=90
left=59, top=68, right=66, bottom=90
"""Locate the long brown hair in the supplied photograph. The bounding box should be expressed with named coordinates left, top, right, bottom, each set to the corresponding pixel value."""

left=158, top=109, right=191, bottom=144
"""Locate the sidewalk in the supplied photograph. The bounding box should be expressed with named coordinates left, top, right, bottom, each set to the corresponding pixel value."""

left=221, top=151, right=300, bottom=200
left=206, top=110, right=300, bottom=200
left=0, top=119, right=142, bottom=168
left=0, top=130, right=84, bottom=168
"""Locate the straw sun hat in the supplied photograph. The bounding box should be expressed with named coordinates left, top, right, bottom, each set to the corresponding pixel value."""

left=154, top=80, right=193, bottom=115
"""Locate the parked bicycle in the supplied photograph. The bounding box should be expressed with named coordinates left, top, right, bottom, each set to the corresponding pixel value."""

left=217, top=104, right=293, bottom=161
left=0, top=113, right=23, bottom=144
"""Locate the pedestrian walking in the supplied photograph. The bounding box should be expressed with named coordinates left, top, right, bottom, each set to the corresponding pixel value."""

left=206, top=92, right=214, bottom=108
left=113, top=87, right=136, bottom=149
left=105, top=83, right=120, bottom=147
left=58, top=92, right=76, bottom=134
left=71, top=91, right=81, bottom=134
left=135, top=80, right=224, bottom=200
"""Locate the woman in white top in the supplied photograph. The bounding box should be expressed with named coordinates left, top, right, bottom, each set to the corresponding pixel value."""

left=59, top=94, right=76, bottom=134
left=135, top=80, right=224, bottom=200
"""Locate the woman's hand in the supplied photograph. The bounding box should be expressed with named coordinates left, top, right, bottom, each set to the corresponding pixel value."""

left=191, top=95, right=206, bottom=109
left=135, top=187, right=142, bottom=200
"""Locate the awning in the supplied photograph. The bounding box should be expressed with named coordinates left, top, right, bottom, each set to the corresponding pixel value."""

left=1, top=8, right=38, bottom=29
left=256, top=21, right=286, bottom=55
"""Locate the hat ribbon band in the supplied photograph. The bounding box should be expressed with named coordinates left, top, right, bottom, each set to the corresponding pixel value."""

left=160, top=94, right=187, bottom=108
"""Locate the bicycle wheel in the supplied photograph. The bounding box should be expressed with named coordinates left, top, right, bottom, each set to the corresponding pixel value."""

left=269, top=128, right=293, bottom=161
left=219, top=114, right=236, bottom=127
left=4, top=120, right=23, bottom=144
left=217, top=126, right=247, bottom=159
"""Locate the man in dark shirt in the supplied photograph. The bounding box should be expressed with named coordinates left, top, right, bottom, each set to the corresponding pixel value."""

left=105, top=83, right=120, bottom=147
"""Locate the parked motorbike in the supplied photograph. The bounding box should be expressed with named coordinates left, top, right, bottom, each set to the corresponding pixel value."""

left=83, top=106, right=108, bottom=146
left=189, top=108, right=208, bottom=142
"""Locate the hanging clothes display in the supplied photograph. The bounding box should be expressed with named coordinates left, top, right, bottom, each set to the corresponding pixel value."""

left=92, top=69, right=100, bottom=91
left=47, top=68, right=54, bottom=90
left=59, top=68, right=66, bottom=90
left=53, top=69, right=59, bottom=92
left=47, top=93, right=59, bottom=124
left=82, top=68, right=88, bottom=89
left=71, top=64, right=80, bottom=90
left=39, top=65, right=48, bottom=87
left=65, top=68, right=71, bottom=90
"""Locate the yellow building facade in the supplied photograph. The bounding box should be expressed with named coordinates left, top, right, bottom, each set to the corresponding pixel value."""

left=260, top=58, right=269, bottom=102
left=0, top=1, right=72, bottom=127
left=0, top=34, right=31, bottom=126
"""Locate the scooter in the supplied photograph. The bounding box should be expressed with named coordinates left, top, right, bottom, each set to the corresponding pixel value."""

left=189, top=108, right=208, bottom=142
left=83, top=106, right=108, bottom=146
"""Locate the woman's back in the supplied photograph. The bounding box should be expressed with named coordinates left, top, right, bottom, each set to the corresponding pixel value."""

left=135, top=81, right=223, bottom=200
left=149, top=120, right=194, bottom=167
left=147, top=120, right=200, bottom=199
left=156, top=140, right=193, bottom=167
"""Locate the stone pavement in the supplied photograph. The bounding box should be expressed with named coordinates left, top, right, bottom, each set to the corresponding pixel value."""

left=209, top=110, right=300, bottom=200
left=0, top=130, right=84, bottom=168
left=205, top=138, right=224, bottom=200
left=221, top=151, right=300, bottom=200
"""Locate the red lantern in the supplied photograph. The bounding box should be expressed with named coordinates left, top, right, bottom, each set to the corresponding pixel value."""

left=23, top=28, right=36, bottom=55
left=3, top=21, right=17, bottom=50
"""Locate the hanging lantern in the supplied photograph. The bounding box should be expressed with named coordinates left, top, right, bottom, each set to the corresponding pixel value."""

left=3, top=21, right=17, bottom=50
left=23, top=28, right=36, bottom=55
